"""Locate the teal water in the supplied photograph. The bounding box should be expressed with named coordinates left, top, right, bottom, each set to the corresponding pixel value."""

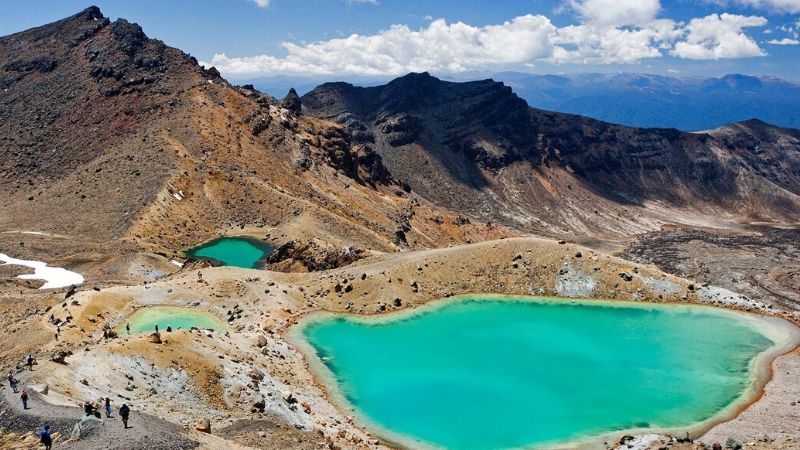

left=186, top=237, right=273, bottom=269
left=120, top=307, right=227, bottom=334
left=302, top=297, right=781, bottom=450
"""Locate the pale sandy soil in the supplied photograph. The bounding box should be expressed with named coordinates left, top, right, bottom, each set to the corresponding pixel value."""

left=1, top=237, right=799, bottom=450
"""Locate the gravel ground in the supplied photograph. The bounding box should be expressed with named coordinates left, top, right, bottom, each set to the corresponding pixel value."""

left=0, top=374, right=198, bottom=450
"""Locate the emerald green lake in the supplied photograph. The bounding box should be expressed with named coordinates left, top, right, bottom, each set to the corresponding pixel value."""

left=120, top=307, right=227, bottom=334
left=301, top=297, right=797, bottom=450
left=186, top=237, right=273, bottom=269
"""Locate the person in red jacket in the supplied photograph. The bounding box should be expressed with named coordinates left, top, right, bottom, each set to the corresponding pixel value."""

left=21, top=390, right=29, bottom=409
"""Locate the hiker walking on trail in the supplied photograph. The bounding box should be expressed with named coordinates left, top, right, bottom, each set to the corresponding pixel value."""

left=27, top=354, right=35, bottom=371
left=21, top=390, right=29, bottom=409
left=126, top=323, right=130, bottom=335
left=38, top=425, right=52, bottom=450
left=104, top=397, right=112, bottom=418
left=155, top=324, right=159, bottom=333
left=119, top=403, right=130, bottom=428
left=7, top=371, right=18, bottom=393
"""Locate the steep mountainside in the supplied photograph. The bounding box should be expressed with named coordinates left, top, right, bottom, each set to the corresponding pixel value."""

left=496, top=72, right=800, bottom=130
left=302, top=72, right=800, bottom=240
left=0, top=8, right=509, bottom=275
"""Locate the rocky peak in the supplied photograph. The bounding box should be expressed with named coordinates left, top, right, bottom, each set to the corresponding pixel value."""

left=281, top=88, right=302, bottom=114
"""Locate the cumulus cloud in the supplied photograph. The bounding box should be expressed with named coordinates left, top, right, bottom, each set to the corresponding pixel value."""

left=767, top=37, right=800, bottom=43
left=210, top=15, right=556, bottom=76
left=208, top=8, right=769, bottom=77
left=568, top=0, right=661, bottom=26
left=249, top=0, right=270, bottom=7
left=672, top=13, right=767, bottom=59
left=552, top=19, right=680, bottom=63
left=710, top=0, right=800, bottom=14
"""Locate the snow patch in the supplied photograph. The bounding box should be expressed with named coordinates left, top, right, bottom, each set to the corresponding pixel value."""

left=0, top=252, right=84, bottom=289
left=170, top=260, right=184, bottom=268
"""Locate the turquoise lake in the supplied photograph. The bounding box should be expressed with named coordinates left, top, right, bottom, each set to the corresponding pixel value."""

left=186, top=237, right=273, bottom=269
left=120, top=307, right=227, bottom=334
left=301, top=297, right=793, bottom=450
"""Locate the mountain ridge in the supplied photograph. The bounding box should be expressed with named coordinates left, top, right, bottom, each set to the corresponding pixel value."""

left=302, top=72, right=800, bottom=239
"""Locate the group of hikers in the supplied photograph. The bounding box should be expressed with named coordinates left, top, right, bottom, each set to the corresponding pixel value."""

left=82, top=397, right=129, bottom=424
left=8, top=358, right=133, bottom=449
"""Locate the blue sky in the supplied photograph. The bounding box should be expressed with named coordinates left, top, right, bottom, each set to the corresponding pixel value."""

left=1, top=0, right=799, bottom=81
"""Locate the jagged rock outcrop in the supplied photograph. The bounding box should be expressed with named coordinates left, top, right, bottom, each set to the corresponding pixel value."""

left=266, top=239, right=364, bottom=272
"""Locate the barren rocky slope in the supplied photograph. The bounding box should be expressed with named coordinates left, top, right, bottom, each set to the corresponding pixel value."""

left=0, top=7, right=509, bottom=279
left=302, top=73, right=800, bottom=240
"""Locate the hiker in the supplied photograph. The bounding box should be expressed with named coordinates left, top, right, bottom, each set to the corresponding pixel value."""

left=10, top=375, right=19, bottom=393
left=27, top=354, right=35, bottom=371
left=38, top=425, right=52, bottom=450
left=166, top=325, right=172, bottom=332
left=104, top=397, right=112, bottom=418
left=126, top=323, right=130, bottom=335
left=21, top=390, right=29, bottom=409
left=7, top=371, right=17, bottom=393
left=83, top=401, right=94, bottom=416
left=155, top=324, right=159, bottom=333
left=119, top=403, right=130, bottom=429
left=197, top=271, right=203, bottom=281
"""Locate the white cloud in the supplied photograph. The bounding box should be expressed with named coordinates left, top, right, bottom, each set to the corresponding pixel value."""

left=209, top=15, right=557, bottom=76
left=208, top=9, right=770, bottom=77
left=568, top=0, right=661, bottom=26
left=710, top=0, right=800, bottom=13
left=552, top=19, right=679, bottom=63
left=249, top=0, right=270, bottom=7
left=767, top=37, right=800, bottom=43
left=672, top=13, right=767, bottom=59
left=344, top=0, right=379, bottom=5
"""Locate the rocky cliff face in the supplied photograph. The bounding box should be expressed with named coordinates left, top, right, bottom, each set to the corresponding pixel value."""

left=303, top=73, right=800, bottom=239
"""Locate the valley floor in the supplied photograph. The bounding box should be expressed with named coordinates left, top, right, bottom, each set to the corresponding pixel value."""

left=1, top=232, right=799, bottom=450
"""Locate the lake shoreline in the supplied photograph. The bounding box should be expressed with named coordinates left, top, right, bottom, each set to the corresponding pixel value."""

left=289, top=295, right=800, bottom=450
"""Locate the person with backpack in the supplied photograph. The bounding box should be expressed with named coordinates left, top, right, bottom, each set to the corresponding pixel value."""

left=119, top=403, right=130, bottom=428
left=104, top=397, right=112, bottom=418
left=38, top=425, right=53, bottom=450
left=26, top=354, right=35, bottom=371
left=7, top=371, right=18, bottom=393
left=21, top=390, right=29, bottom=409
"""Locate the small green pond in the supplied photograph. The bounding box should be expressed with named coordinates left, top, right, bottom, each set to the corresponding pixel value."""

left=185, top=236, right=273, bottom=269
left=299, top=296, right=799, bottom=450
left=120, top=306, right=227, bottom=334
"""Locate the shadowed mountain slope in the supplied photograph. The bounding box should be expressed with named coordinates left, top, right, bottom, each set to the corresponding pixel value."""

left=302, top=72, right=800, bottom=240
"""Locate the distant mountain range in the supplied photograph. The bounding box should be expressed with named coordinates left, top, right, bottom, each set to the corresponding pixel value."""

left=248, top=72, right=800, bottom=131
left=492, top=72, right=800, bottom=131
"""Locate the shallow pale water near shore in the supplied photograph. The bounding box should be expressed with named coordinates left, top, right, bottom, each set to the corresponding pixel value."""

left=120, top=306, right=227, bottom=334
left=186, top=237, right=273, bottom=269
left=300, top=296, right=798, bottom=450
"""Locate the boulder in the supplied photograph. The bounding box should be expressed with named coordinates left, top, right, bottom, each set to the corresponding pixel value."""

left=51, top=349, right=73, bottom=364
left=71, top=415, right=102, bottom=441
left=255, top=335, right=268, bottom=348
left=195, top=418, right=211, bottom=433
left=30, top=383, right=49, bottom=395
left=148, top=332, right=162, bottom=344
left=725, top=437, right=742, bottom=450
left=712, top=443, right=723, bottom=450
left=283, top=390, right=297, bottom=404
